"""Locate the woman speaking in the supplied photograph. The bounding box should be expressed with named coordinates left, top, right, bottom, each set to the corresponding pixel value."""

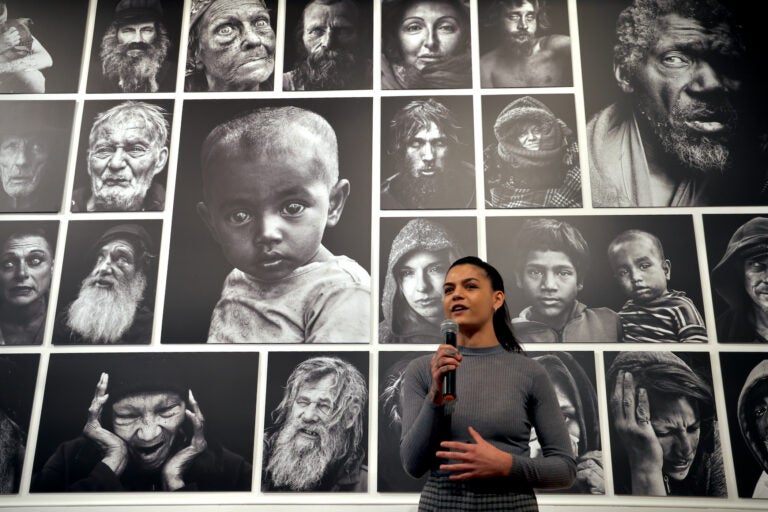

left=400, top=256, right=575, bottom=510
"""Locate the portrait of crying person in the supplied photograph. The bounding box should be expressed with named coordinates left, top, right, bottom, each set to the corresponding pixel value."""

left=0, top=101, right=73, bottom=213
left=31, top=352, right=257, bottom=492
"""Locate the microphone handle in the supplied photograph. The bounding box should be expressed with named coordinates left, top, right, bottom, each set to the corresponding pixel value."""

left=442, top=331, right=457, bottom=402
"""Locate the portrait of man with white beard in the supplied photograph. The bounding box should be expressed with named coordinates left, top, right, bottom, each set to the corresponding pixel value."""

left=71, top=100, right=170, bottom=213
left=53, top=222, right=160, bottom=345
left=262, top=353, right=368, bottom=492
left=88, top=0, right=180, bottom=93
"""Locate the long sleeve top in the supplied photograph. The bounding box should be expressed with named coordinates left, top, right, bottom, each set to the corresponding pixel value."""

left=400, top=344, right=576, bottom=489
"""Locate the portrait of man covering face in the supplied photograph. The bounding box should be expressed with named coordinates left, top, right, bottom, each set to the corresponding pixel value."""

left=263, top=354, right=368, bottom=492
left=31, top=352, right=257, bottom=492
left=89, top=0, right=180, bottom=93
left=53, top=222, right=159, bottom=345
left=0, top=101, right=73, bottom=213
left=283, top=0, right=371, bottom=91
left=72, top=101, right=170, bottom=213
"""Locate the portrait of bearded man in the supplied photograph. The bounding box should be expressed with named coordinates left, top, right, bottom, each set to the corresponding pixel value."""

left=90, top=0, right=179, bottom=93
left=53, top=222, right=159, bottom=345
left=282, top=0, right=372, bottom=91
left=262, top=354, right=368, bottom=492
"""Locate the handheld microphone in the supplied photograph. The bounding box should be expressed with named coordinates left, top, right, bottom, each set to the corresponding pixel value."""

left=441, top=319, right=458, bottom=402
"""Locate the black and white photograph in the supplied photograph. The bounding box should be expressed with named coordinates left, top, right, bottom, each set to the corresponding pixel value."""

left=0, top=220, right=58, bottom=346
left=529, top=351, right=602, bottom=494
left=604, top=351, right=725, bottom=497
left=185, top=0, right=277, bottom=92
left=478, top=0, right=572, bottom=88
left=52, top=219, right=162, bottom=345
left=381, top=0, right=472, bottom=90
left=71, top=99, right=173, bottom=213
left=86, top=0, right=183, bottom=93
left=380, top=96, right=475, bottom=210
left=579, top=0, right=768, bottom=207
left=481, top=94, right=581, bottom=209
left=31, top=352, right=257, bottom=492
left=0, top=100, right=74, bottom=213
left=163, top=98, right=372, bottom=344
left=378, top=350, right=429, bottom=492
left=262, top=351, right=368, bottom=492
left=720, top=352, right=768, bottom=498
left=0, top=353, right=38, bottom=493
left=282, top=0, right=372, bottom=91
left=704, top=214, right=768, bottom=343
left=379, top=216, right=477, bottom=344
left=0, top=0, right=89, bottom=93
left=486, top=215, right=706, bottom=343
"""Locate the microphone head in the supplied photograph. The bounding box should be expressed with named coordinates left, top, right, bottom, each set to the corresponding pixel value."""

left=440, top=319, right=458, bottom=335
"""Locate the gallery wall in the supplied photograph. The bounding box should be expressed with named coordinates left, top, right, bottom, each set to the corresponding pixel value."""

left=1, top=0, right=767, bottom=510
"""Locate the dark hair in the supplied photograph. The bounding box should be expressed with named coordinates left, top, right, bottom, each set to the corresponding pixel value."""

left=513, top=218, right=590, bottom=284
left=389, top=99, right=463, bottom=156
left=484, top=0, right=551, bottom=31
left=447, top=256, right=524, bottom=353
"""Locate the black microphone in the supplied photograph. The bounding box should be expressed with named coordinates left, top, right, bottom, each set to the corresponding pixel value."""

left=441, top=319, right=458, bottom=402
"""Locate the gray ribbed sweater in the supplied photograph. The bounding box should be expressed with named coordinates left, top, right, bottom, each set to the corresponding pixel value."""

left=400, top=344, right=576, bottom=489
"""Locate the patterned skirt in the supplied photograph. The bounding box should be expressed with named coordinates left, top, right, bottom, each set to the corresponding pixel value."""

left=418, top=472, right=539, bottom=512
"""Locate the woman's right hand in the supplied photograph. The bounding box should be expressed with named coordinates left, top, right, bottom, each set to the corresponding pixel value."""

left=610, top=369, right=665, bottom=495
left=429, top=344, right=462, bottom=405
left=83, top=372, right=128, bottom=476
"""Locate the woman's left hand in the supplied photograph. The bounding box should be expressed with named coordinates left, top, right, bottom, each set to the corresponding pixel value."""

left=436, top=426, right=513, bottom=480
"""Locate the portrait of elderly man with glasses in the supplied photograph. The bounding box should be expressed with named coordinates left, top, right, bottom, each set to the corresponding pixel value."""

left=71, top=101, right=169, bottom=212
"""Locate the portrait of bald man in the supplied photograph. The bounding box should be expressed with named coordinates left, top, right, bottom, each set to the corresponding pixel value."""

left=71, top=100, right=171, bottom=213
left=162, top=98, right=371, bottom=344
left=0, top=101, right=74, bottom=213
left=282, top=0, right=372, bottom=91
left=52, top=220, right=161, bottom=345
left=87, top=0, right=182, bottom=93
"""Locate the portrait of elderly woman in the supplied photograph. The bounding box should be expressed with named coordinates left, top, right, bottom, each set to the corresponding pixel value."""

left=0, top=354, right=39, bottom=494
left=606, top=351, right=726, bottom=497
left=185, top=0, right=276, bottom=92
left=379, top=218, right=471, bottom=344
left=0, top=222, right=56, bottom=345
left=531, top=352, right=603, bottom=494
left=381, top=0, right=472, bottom=89
left=483, top=95, right=581, bottom=208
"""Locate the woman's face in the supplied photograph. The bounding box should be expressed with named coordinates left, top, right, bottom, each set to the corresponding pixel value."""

left=397, top=1, right=465, bottom=71
left=651, top=395, right=701, bottom=481
left=397, top=249, right=450, bottom=324
left=529, top=383, right=581, bottom=457
left=442, top=263, right=503, bottom=331
left=517, top=123, right=544, bottom=151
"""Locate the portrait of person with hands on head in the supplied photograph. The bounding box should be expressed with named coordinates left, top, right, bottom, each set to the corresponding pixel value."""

left=400, top=256, right=575, bottom=511
left=606, top=351, right=725, bottom=496
left=32, top=358, right=252, bottom=492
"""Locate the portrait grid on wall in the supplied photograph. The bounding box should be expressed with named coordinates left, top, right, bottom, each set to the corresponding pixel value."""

left=480, top=93, right=581, bottom=209
left=486, top=214, right=705, bottom=343
left=379, top=216, right=478, bottom=344
left=32, top=351, right=258, bottom=493
left=262, top=350, right=369, bottom=492
left=0, top=100, right=75, bottom=213
left=52, top=219, right=162, bottom=345
left=71, top=98, right=174, bottom=213
left=86, top=0, right=183, bottom=94
left=184, top=0, right=278, bottom=93
left=477, top=0, right=573, bottom=88
left=380, top=95, right=476, bottom=210
left=0, top=353, right=39, bottom=494
left=0, top=220, right=58, bottom=346
left=720, top=351, right=768, bottom=498
left=578, top=0, right=768, bottom=208
left=282, top=0, right=373, bottom=91
left=0, top=0, right=89, bottom=93
left=604, top=351, right=725, bottom=497
left=703, top=213, right=768, bottom=344
left=163, top=97, right=372, bottom=344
